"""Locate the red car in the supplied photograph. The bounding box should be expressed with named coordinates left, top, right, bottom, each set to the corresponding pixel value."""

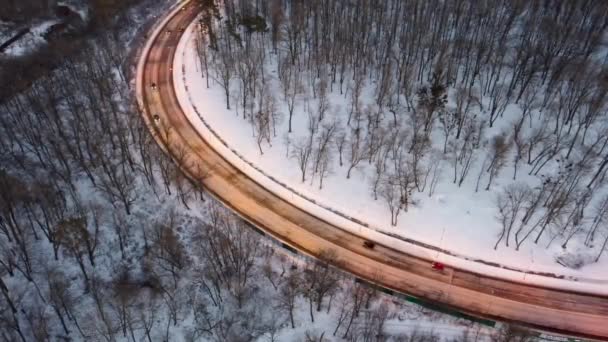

left=431, top=261, right=445, bottom=271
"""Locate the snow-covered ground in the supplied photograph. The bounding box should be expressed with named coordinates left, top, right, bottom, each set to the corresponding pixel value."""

left=0, top=20, right=60, bottom=57
left=173, top=19, right=608, bottom=293
left=0, top=1, right=90, bottom=58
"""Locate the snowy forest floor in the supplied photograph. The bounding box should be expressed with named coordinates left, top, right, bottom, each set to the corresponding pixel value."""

left=175, top=16, right=608, bottom=292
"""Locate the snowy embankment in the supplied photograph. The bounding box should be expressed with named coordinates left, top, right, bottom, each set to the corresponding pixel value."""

left=0, top=20, right=60, bottom=56
left=0, top=2, right=88, bottom=57
left=173, top=21, right=608, bottom=294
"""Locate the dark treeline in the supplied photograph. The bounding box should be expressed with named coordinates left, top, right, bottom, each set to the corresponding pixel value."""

left=196, top=0, right=608, bottom=259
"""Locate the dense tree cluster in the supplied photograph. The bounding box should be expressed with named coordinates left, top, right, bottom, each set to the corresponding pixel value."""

left=196, top=0, right=608, bottom=260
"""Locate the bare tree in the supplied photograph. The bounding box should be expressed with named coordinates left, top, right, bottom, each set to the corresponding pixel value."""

left=380, top=175, right=401, bottom=226
left=139, top=293, right=159, bottom=342
left=56, top=214, right=99, bottom=286
left=346, top=127, right=365, bottom=179
left=494, top=183, right=532, bottom=249
left=292, top=137, right=313, bottom=183
left=302, top=250, right=341, bottom=322
left=147, top=211, right=189, bottom=289
left=453, top=87, right=474, bottom=139
left=49, top=268, right=87, bottom=337
left=439, top=111, right=457, bottom=154
left=108, top=273, right=139, bottom=341
left=87, top=276, right=117, bottom=342
left=0, top=277, right=27, bottom=342
left=352, top=302, right=389, bottom=342
left=277, top=268, right=301, bottom=329
left=333, top=281, right=367, bottom=338
left=194, top=21, right=211, bottom=88
left=316, top=75, right=330, bottom=119
left=335, top=130, right=347, bottom=167
left=268, top=0, right=284, bottom=53
left=488, top=84, right=510, bottom=127
left=111, top=211, right=132, bottom=260
left=23, top=298, right=51, bottom=342
left=266, top=93, right=282, bottom=138
left=193, top=205, right=261, bottom=309
left=485, top=133, right=511, bottom=191
left=596, top=231, right=608, bottom=262
left=213, top=26, right=236, bottom=110
left=94, top=152, right=137, bottom=215
left=313, top=120, right=337, bottom=174
left=417, top=69, right=447, bottom=133
left=511, top=121, right=529, bottom=180
left=371, top=143, right=390, bottom=200
left=426, top=150, right=444, bottom=198
left=281, top=62, right=302, bottom=133
left=348, top=72, right=364, bottom=125
left=586, top=194, right=608, bottom=248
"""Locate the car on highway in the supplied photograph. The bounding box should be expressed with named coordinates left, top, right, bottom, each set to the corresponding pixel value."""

left=363, top=240, right=375, bottom=249
left=431, top=261, right=445, bottom=271
left=150, top=82, right=157, bottom=90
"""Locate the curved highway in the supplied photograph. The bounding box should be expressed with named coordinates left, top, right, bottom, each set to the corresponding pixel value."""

left=136, top=2, right=608, bottom=340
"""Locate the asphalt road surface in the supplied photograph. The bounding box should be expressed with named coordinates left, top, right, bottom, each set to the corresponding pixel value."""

left=137, top=2, right=608, bottom=340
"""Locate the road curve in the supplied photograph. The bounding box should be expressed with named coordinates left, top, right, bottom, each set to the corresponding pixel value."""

left=136, top=2, right=608, bottom=340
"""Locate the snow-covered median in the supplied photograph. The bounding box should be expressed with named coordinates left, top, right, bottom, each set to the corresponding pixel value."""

left=173, top=21, right=608, bottom=294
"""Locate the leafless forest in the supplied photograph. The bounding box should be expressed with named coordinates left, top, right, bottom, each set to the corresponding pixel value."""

left=0, top=1, right=375, bottom=340
left=196, top=0, right=608, bottom=260
left=0, top=0, right=604, bottom=340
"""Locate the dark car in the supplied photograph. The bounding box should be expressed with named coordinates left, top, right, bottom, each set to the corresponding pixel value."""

left=363, top=240, right=375, bottom=249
